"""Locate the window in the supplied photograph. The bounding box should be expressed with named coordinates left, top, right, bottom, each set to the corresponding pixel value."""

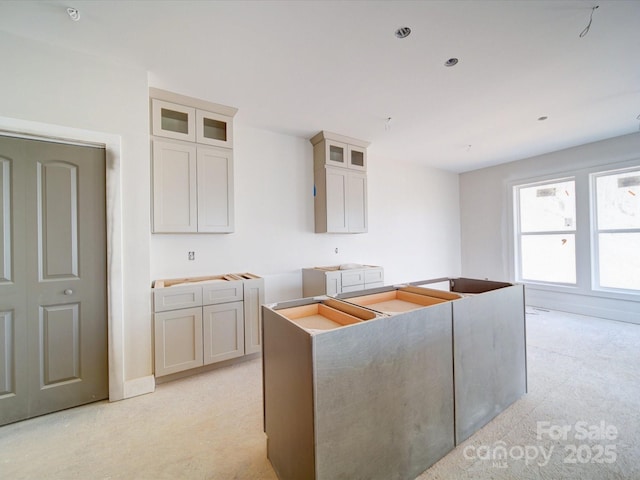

left=592, top=168, right=640, bottom=292
left=513, top=163, right=640, bottom=297
left=515, top=179, right=576, bottom=285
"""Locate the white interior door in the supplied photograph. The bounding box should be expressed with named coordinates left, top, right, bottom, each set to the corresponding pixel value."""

left=0, top=135, right=108, bottom=426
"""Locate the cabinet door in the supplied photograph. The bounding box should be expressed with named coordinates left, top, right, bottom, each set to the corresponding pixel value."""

left=151, top=99, right=196, bottom=142
left=325, top=140, right=349, bottom=168
left=325, top=168, right=348, bottom=233
left=152, top=140, right=198, bottom=233
left=154, top=307, right=203, bottom=377
left=348, top=144, right=367, bottom=171
left=196, top=110, right=233, bottom=148
left=197, top=146, right=234, bottom=233
left=347, top=172, right=367, bottom=233
left=243, top=279, right=265, bottom=354
left=203, top=302, right=244, bottom=364
left=325, top=271, right=342, bottom=295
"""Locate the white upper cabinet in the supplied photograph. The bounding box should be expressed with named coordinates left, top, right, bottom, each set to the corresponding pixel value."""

left=150, top=88, right=237, bottom=234
left=196, top=109, right=233, bottom=148
left=197, top=146, right=234, bottom=233
left=152, top=99, right=234, bottom=148
left=152, top=139, right=198, bottom=233
left=152, top=99, right=196, bottom=142
left=312, top=131, right=368, bottom=171
left=310, top=131, right=370, bottom=234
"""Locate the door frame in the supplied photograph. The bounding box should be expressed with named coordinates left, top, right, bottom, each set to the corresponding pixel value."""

left=0, top=116, right=127, bottom=401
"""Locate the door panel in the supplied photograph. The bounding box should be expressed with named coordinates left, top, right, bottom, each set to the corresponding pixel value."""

left=37, top=161, right=79, bottom=279
left=40, top=303, right=80, bottom=386
left=0, top=158, right=11, bottom=283
left=0, top=135, right=107, bottom=426
left=0, top=310, right=14, bottom=396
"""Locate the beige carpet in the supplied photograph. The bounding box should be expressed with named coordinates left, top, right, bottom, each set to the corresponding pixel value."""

left=0, top=309, right=638, bottom=479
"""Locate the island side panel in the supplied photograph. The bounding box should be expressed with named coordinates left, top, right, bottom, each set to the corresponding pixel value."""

left=452, top=284, right=527, bottom=444
left=262, top=306, right=315, bottom=480
left=312, top=303, right=455, bottom=480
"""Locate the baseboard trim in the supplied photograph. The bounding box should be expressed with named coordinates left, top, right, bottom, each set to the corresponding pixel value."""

left=526, top=287, right=640, bottom=324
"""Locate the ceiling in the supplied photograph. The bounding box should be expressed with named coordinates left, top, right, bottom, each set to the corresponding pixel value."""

left=1, top=0, right=639, bottom=173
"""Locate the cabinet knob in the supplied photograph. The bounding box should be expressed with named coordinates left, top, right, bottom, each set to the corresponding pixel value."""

left=64, top=289, right=74, bottom=296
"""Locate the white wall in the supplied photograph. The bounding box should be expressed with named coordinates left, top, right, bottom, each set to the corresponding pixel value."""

left=0, top=31, right=152, bottom=396
left=1, top=31, right=463, bottom=400
left=150, top=124, right=462, bottom=302
left=460, top=132, right=640, bottom=322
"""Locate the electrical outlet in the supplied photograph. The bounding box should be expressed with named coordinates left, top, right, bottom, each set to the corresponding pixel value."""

left=188, top=251, right=195, bottom=261
left=335, top=247, right=339, bottom=254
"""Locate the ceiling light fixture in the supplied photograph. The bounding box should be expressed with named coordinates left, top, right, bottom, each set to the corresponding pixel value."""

left=395, top=27, right=411, bottom=39
left=444, top=58, right=459, bottom=67
left=67, top=7, right=80, bottom=21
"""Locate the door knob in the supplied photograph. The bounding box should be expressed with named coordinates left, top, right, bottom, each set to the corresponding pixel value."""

left=64, top=289, right=73, bottom=295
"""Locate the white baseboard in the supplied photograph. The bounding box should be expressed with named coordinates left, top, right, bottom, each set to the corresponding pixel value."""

left=526, top=287, right=640, bottom=324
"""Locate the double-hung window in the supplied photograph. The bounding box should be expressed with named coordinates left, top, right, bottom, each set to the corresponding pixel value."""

left=513, top=163, right=640, bottom=297
left=515, top=178, right=577, bottom=285
left=592, top=168, right=640, bottom=292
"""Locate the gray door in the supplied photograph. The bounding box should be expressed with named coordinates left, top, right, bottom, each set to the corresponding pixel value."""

left=0, top=135, right=107, bottom=426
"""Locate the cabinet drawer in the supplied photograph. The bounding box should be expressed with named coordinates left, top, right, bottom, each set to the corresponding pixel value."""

left=341, top=270, right=365, bottom=287
left=342, top=284, right=365, bottom=293
left=364, top=269, right=384, bottom=285
left=154, top=285, right=202, bottom=312
left=202, top=280, right=244, bottom=305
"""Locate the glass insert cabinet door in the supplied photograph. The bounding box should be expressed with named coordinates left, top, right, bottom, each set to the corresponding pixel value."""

left=324, top=140, right=367, bottom=170
left=152, top=99, right=196, bottom=142
left=196, top=109, right=233, bottom=148
left=152, top=99, right=233, bottom=148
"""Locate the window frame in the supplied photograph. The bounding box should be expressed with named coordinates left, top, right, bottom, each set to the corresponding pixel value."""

left=590, top=166, right=640, bottom=295
left=513, top=176, right=577, bottom=287
left=509, top=159, right=640, bottom=301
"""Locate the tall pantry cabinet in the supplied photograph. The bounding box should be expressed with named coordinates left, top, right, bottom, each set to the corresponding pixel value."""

left=310, top=131, right=370, bottom=233
left=150, top=88, right=237, bottom=233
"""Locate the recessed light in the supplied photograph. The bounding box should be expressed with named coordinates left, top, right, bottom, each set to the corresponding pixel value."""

left=444, top=58, right=459, bottom=67
left=395, top=27, right=411, bottom=39
left=538, top=116, right=548, bottom=121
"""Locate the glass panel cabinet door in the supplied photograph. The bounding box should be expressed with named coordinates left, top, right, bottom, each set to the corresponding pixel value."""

left=196, top=110, right=233, bottom=148
left=152, top=99, right=196, bottom=142
left=325, top=140, right=348, bottom=168
left=348, top=145, right=367, bottom=171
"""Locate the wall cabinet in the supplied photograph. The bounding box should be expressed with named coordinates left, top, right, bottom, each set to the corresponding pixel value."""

left=150, top=88, right=237, bottom=233
left=152, top=273, right=264, bottom=378
left=310, top=131, right=370, bottom=233
left=152, top=98, right=234, bottom=148
left=302, top=264, right=384, bottom=297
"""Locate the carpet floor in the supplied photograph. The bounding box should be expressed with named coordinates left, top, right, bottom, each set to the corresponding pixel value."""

left=0, top=308, right=638, bottom=479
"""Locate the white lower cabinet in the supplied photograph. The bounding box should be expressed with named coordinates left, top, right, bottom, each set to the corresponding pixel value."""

left=152, top=273, right=264, bottom=378
left=203, top=302, right=244, bottom=364
left=302, top=265, right=384, bottom=297
left=154, top=307, right=203, bottom=376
